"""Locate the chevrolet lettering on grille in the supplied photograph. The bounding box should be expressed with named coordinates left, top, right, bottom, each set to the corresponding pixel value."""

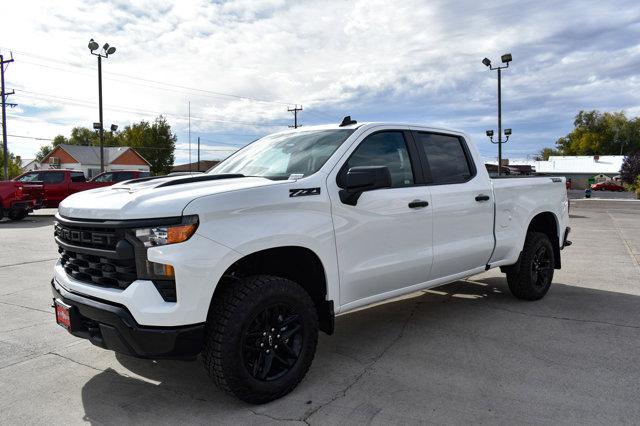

left=55, top=225, right=116, bottom=247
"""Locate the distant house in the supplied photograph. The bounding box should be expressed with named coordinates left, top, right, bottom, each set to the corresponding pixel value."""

left=18, top=157, right=40, bottom=172
left=40, top=144, right=151, bottom=178
left=171, top=160, right=219, bottom=173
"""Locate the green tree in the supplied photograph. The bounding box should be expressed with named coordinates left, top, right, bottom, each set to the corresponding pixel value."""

left=535, top=147, right=561, bottom=161
left=120, top=116, right=176, bottom=175
left=0, top=149, right=23, bottom=180
left=35, top=145, right=52, bottom=162
left=556, top=110, right=640, bottom=155
left=620, top=154, right=640, bottom=185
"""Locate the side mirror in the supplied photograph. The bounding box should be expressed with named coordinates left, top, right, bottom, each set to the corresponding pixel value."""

left=339, top=166, right=392, bottom=205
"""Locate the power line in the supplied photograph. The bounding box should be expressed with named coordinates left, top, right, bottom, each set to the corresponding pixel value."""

left=3, top=46, right=338, bottom=121
left=5, top=47, right=295, bottom=106
left=14, top=89, right=290, bottom=128
left=6, top=133, right=239, bottom=152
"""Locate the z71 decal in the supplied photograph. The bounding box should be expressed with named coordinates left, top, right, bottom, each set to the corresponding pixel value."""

left=289, top=188, right=321, bottom=197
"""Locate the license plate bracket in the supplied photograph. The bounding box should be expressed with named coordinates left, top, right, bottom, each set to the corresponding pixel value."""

left=54, top=299, right=75, bottom=331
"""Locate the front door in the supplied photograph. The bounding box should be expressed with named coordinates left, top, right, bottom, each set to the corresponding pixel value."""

left=328, top=129, right=434, bottom=307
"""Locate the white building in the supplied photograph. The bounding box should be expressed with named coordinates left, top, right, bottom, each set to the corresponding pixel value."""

left=491, top=156, right=625, bottom=189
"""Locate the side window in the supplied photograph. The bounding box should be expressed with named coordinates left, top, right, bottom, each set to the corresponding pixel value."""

left=71, top=172, right=86, bottom=182
left=415, top=132, right=473, bottom=184
left=43, top=172, right=65, bottom=184
left=113, top=172, right=134, bottom=182
left=344, top=131, right=414, bottom=187
left=139, top=172, right=150, bottom=178
left=93, top=173, right=112, bottom=183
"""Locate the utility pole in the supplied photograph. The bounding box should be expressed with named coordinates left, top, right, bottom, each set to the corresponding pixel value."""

left=288, top=105, right=302, bottom=128
left=1, top=52, right=16, bottom=179
left=197, top=136, right=200, bottom=171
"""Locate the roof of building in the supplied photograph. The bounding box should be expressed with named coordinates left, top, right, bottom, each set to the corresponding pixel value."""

left=20, top=158, right=37, bottom=167
left=494, top=155, right=624, bottom=174
left=45, top=144, right=150, bottom=166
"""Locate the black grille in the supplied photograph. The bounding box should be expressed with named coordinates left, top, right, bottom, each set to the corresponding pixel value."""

left=55, top=222, right=137, bottom=290
left=59, top=247, right=136, bottom=289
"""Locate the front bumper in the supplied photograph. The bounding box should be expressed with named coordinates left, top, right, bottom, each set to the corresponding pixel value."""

left=10, top=199, right=37, bottom=211
left=51, top=279, right=205, bottom=359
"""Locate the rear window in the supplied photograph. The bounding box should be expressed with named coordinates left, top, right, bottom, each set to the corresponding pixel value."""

left=415, top=132, right=474, bottom=184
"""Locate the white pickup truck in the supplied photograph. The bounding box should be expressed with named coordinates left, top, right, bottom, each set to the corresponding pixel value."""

left=51, top=119, right=570, bottom=403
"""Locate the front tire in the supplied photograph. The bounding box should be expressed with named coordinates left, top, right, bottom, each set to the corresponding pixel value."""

left=8, top=209, right=28, bottom=221
left=202, top=275, right=318, bottom=404
left=506, top=232, right=555, bottom=301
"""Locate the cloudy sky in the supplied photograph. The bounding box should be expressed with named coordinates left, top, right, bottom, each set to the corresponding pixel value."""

left=1, top=0, right=639, bottom=164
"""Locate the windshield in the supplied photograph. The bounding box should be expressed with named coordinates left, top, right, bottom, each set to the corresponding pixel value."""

left=210, top=129, right=354, bottom=180
left=15, top=172, right=41, bottom=182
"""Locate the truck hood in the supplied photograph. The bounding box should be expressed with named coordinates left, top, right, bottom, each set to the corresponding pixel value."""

left=58, top=174, right=282, bottom=220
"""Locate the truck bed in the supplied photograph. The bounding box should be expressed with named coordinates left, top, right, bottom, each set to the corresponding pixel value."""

left=489, top=176, right=569, bottom=267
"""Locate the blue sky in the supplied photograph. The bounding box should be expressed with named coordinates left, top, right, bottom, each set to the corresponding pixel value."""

left=1, top=0, right=639, bottom=164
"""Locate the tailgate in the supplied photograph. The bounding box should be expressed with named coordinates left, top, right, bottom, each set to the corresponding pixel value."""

left=22, top=182, right=45, bottom=204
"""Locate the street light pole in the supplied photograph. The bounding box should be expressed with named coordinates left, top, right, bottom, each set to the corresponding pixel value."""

left=483, top=53, right=512, bottom=176
left=97, top=54, right=104, bottom=172
left=497, top=67, right=502, bottom=174
left=88, top=39, right=116, bottom=173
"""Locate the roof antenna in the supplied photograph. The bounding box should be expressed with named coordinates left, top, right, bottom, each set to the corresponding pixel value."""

left=339, top=116, right=357, bottom=127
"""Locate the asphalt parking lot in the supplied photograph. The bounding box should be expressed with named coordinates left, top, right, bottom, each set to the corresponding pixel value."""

left=1, top=201, right=639, bottom=425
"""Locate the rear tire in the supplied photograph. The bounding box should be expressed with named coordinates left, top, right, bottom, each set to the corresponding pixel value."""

left=202, top=275, right=318, bottom=404
left=506, top=232, right=555, bottom=301
left=8, top=209, right=28, bottom=221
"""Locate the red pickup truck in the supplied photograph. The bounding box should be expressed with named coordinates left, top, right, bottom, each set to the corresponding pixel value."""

left=9, top=169, right=149, bottom=210
left=0, top=180, right=44, bottom=220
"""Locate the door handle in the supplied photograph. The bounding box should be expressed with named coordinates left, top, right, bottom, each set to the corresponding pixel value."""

left=475, top=194, right=490, bottom=202
left=408, top=200, right=429, bottom=208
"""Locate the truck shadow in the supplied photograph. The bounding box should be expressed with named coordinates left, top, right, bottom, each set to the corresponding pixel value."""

left=79, top=278, right=640, bottom=423
left=0, top=215, right=54, bottom=229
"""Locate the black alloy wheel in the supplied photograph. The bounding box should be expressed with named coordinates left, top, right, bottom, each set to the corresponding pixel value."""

left=242, top=303, right=303, bottom=382
left=203, top=274, right=319, bottom=404
left=530, top=245, right=553, bottom=289
left=506, top=232, right=555, bottom=301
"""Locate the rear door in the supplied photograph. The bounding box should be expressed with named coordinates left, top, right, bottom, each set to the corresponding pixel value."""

left=328, top=128, right=434, bottom=307
left=412, top=131, right=494, bottom=279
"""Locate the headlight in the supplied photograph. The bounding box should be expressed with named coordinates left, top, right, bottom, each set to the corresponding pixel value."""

left=135, top=215, right=198, bottom=247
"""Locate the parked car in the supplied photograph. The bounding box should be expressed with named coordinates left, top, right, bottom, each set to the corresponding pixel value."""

left=13, top=170, right=105, bottom=208
left=590, top=181, right=625, bottom=192
left=0, top=178, right=43, bottom=221
left=51, top=121, right=571, bottom=404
